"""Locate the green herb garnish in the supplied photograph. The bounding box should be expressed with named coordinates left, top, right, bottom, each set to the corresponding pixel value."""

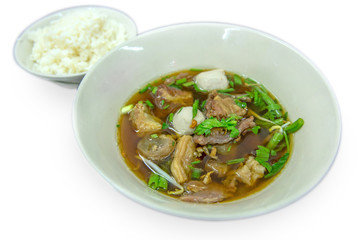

left=270, top=149, right=277, bottom=156
left=265, top=152, right=289, bottom=178
left=235, top=99, right=247, bottom=109
left=169, top=83, right=182, bottom=89
left=193, top=83, right=208, bottom=93
left=283, top=112, right=288, bottom=120
left=192, top=99, right=199, bottom=119
left=227, top=145, right=232, bottom=152
left=168, top=112, right=174, bottom=122
left=194, top=116, right=240, bottom=138
left=200, top=100, right=207, bottom=111
left=218, top=88, right=235, bottom=93
left=244, top=77, right=257, bottom=84
left=255, top=145, right=272, bottom=172
left=182, top=81, right=195, bottom=87
left=139, top=84, right=152, bottom=94
left=151, top=86, right=158, bottom=94
left=283, top=118, right=304, bottom=134
left=120, top=104, right=134, bottom=114
left=162, top=122, right=169, bottom=129
left=283, top=130, right=290, bottom=152
left=227, top=158, right=245, bottom=165
left=253, top=86, right=282, bottom=118
left=176, top=78, right=187, bottom=85
left=190, top=167, right=203, bottom=179
left=148, top=173, right=168, bottom=190
left=150, top=134, right=158, bottom=138
left=145, top=100, right=154, bottom=109
left=251, top=126, right=261, bottom=135
left=233, top=74, right=242, bottom=85
left=266, top=132, right=283, bottom=150
left=191, top=160, right=201, bottom=165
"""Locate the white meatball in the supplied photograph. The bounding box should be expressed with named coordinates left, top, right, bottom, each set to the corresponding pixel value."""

left=172, top=107, right=205, bottom=135
left=194, top=69, right=229, bottom=91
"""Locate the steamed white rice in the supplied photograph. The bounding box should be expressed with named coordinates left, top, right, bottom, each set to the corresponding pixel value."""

left=28, top=9, right=128, bottom=75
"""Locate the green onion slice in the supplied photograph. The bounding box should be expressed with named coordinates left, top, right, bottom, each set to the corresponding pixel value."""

left=150, top=134, right=158, bottom=138
left=168, top=112, right=174, bottom=122
left=192, top=99, right=199, bottom=119
left=191, top=160, right=201, bottom=165
left=227, top=158, right=245, bottom=165
left=234, top=74, right=242, bottom=85
left=218, top=88, right=235, bottom=93
left=120, top=104, right=134, bottom=114
left=176, top=78, right=187, bottom=85
left=151, top=86, right=158, bottom=94
left=193, top=83, right=208, bottom=93
left=145, top=100, right=154, bottom=109
left=148, top=173, right=160, bottom=189
left=191, top=168, right=203, bottom=179
left=139, top=84, right=152, bottom=93
left=182, top=81, right=195, bottom=87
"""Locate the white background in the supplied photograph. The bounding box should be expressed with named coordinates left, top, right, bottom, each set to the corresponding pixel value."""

left=1, top=0, right=359, bottom=239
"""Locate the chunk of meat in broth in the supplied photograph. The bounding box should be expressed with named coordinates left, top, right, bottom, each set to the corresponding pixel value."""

left=170, top=135, right=196, bottom=184
left=236, top=156, right=266, bottom=186
left=184, top=180, right=208, bottom=193
left=193, top=127, right=233, bottom=145
left=238, top=116, right=256, bottom=135
left=129, top=103, right=162, bottom=137
left=223, top=156, right=266, bottom=192
left=152, top=84, right=193, bottom=118
left=204, top=160, right=229, bottom=178
left=180, top=182, right=233, bottom=203
left=205, top=91, right=247, bottom=119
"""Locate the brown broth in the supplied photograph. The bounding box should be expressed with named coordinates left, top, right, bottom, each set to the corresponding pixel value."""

left=117, top=69, right=290, bottom=202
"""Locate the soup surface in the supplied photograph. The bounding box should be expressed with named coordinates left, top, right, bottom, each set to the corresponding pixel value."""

left=117, top=69, right=303, bottom=203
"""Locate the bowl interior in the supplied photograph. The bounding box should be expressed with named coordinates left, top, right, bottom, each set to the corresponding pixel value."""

left=73, top=23, right=341, bottom=220
left=13, top=5, right=137, bottom=83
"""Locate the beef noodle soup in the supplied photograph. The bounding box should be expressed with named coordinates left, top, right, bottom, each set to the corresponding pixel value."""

left=117, top=69, right=303, bottom=203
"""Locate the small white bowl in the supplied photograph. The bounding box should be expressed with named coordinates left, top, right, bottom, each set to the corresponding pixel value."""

left=73, top=23, right=341, bottom=220
left=13, top=5, right=137, bottom=83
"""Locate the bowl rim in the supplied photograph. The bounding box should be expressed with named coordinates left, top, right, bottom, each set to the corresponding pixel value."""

left=13, top=4, right=137, bottom=82
left=73, top=22, right=342, bottom=220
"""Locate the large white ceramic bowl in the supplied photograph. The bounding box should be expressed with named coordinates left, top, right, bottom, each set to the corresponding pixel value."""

left=13, top=5, right=137, bottom=83
left=73, top=23, right=341, bottom=220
